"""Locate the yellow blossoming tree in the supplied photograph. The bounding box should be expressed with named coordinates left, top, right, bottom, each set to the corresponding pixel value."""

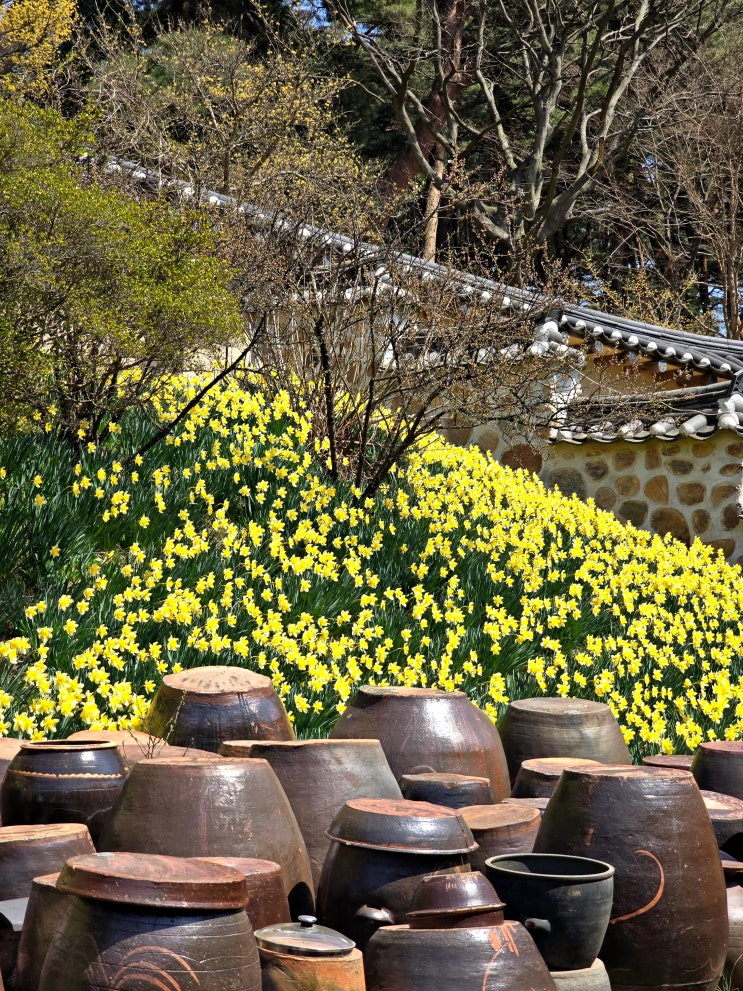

left=0, top=0, right=76, bottom=95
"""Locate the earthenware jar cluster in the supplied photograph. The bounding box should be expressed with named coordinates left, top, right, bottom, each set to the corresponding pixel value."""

left=0, top=677, right=737, bottom=991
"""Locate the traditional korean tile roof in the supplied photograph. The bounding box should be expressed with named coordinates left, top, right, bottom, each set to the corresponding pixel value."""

left=112, top=158, right=743, bottom=445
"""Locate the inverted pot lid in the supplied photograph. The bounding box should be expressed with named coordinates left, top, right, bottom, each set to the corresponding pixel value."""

left=255, top=916, right=355, bottom=956
left=56, top=852, right=248, bottom=909
left=326, top=798, right=477, bottom=854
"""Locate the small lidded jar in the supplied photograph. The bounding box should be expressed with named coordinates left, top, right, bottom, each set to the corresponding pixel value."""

left=255, top=915, right=366, bottom=991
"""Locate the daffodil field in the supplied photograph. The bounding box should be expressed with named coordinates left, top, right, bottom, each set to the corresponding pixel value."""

left=1, top=375, right=742, bottom=758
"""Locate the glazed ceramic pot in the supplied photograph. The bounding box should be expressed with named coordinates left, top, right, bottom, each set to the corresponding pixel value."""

left=0, top=823, right=94, bottom=899
left=460, top=803, right=540, bottom=874
left=405, top=871, right=505, bottom=929
left=722, top=857, right=743, bottom=991
left=14, top=873, right=66, bottom=991
left=145, top=665, right=294, bottom=751
left=497, top=698, right=632, bottom=783
left=692, top=741, right=743, bottom=801
left=193, top=857, right=290, bottom=931
left=485, top=853, right=614, bottom=971
left=330, top=686, right=510, bottom=801
left=364, top=920, right=558, bottom=991
left=701, top=791, right=743, bottom=847
left=255, top=915, right=366, bottom=991
left=511, top=758, right=601, bottom=799
left=400, top=772, right=494, bottom=808
left=222, top=738, right=401, bottom=890
left=550, top=959, right=611, bottom=991
left=317, top=798, right=476, bottom=950
left=38, top=853, right=260, bottom=991
left=641, top=754, right=694, bottom=772
left=0, top=741, right=127, bottom=843
left=97, top=756, right=314, bottom=917
left=534, top=765, right=727, bottom=991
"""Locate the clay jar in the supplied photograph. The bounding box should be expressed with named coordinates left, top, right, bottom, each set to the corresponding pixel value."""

left=192, top=858, right=291, bottom=931
left=14, top=873, right=66, bottom=991
left=97, top=756, right=314, bottom=917
left=534, top=766, right=727, bottom=991
left=0, top=823, right=94, bottom=899
left=485, top=853, right=614, bottom=971
left=459, top=804, right=541, bottom=875
left=222, top=738, right=402, bottom=891
left=400, top=772, right=494, bottom=808
left=38, top=853, right=261, bottom=991
left=497, top=698, right=632, bottom=783
left=255, top=915, right=366, bottom=991
left=330, top=686, right=511, bottom=801
left=0, top=741, right=127, bottom=843
left=701, top=791, right=743, bottom=848
left=692, top=741, right=743, bottom=800
left=145, top=664, right=294, bottom=752
left=511, top=758, right=601, bottom=799
left=722, top=857, right=743, bottom=991
left=317, top=798, right=476, bottom=950
left=364, top=874, right=558, bottom=991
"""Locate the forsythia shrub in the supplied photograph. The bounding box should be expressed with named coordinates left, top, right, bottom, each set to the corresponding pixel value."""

left=1, top=375, right=742, bottom=757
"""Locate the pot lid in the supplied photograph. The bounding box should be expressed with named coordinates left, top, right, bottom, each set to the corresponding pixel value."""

left=326, top=799, right=477, bottom=854
left=407, top=872, right=504, bottom=921
left=56, top=852, right=248, bottom=909
left=255, top=916, right=355, bottom=956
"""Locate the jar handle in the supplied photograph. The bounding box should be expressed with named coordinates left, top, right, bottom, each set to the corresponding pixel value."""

left=524, top=918, right=552, bottom=935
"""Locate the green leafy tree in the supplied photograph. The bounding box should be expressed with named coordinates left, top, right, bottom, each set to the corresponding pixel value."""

left=0, top=98, right=245, bottom=444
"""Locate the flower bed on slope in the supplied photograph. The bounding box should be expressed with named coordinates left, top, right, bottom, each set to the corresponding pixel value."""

left=1, top=375, right=741, bottom=757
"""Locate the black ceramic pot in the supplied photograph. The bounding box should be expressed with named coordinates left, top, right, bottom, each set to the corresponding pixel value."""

left=486, top=853, right=614, bottom=971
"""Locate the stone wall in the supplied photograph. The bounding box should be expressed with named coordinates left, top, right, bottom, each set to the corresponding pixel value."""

left=443, top=425, right=743, bottom=564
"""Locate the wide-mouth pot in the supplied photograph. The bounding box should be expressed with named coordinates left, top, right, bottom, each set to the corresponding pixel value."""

left=485, top=853, right=614, bottom=882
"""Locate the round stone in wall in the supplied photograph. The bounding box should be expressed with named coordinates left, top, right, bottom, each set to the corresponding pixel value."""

left=594, top=487, right=616, bottom=511
left=693, top=510, right=711, bottom=534
left=500, top=444, right=542, bottom=473
left=644, top=476, right=669, bottom=503
left=585, top=459, right=609, bottom=481
left=613, top=450, right=636, bottom=470
left=545, top=468, right=586, bottom=500
left=669, top=459, right=694, bottom=476
left=650, top=507, right=691, bottom=546
left=712, top=483, right=738, bottom=507
left=722, top=504, right=741, bottom=531
left=616, top=475, right=640, bottom=496
left=618, top=500, right=648, bottom=526
left=677, top=482, right=706, bottom=506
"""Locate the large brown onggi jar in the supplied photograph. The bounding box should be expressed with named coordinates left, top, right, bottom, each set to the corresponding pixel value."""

left=692, top=741, right=743, bottom=801
left=222, top=738, right=402, bottom=891
left=497, top=698, right=631, bottom=783
left=145, top=665, right=294, bottom=752
left=37, top=853, right=261, bottom=991
left=534, top=765, right=727, bottom=991
left=317, top=798, right=476, bottom=950
left=192, top=857, right=291, bottom=931
left=330, top=686, right=510, bottom=801
left=14, top=872, right=66, bottom=991
left=97, top=756, right=314, bottom=917
left=0, top=823, right=94, bottom=900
